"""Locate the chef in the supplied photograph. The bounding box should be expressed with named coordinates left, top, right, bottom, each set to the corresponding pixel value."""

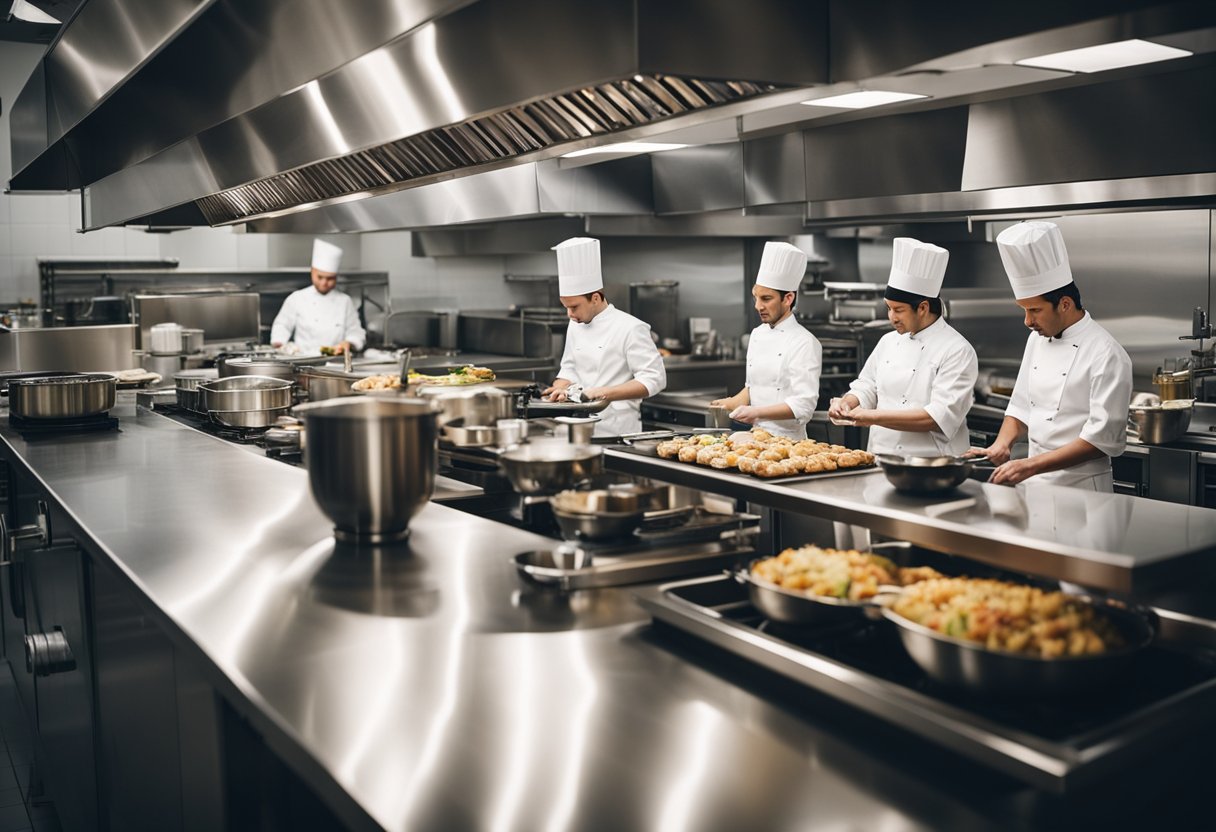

left=970, top=221, right=1132, bottom=490
left=270, top=239, right=367, bottom=355
left=542, top=237, right=667, bottom=437
left=711, top=242, right=822, bottom=440
left=827, top=238, right=978, bottom=456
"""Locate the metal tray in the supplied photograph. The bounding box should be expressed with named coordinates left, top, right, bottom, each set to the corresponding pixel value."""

left=634, top=574, right=1216, bottom=793
left=524, top=398, right=611, bottom=415
left=611, top=444, right=878, bottom=483
left=514, top=540, right=753, bottom=590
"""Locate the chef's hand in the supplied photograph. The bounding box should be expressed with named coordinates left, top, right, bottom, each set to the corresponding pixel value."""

left=541, top=385, right=568, bottom=402
left=826, top=396, right=856, bottom=421
left=841, top=407, right=875, bottom=427
left=966, top=443, right=1010, bottom=466
left=582, top=387, right=608, bottom=401
left=728, top=405, right=763, bottom=425
left=989, top=458, right=1039, bottom=486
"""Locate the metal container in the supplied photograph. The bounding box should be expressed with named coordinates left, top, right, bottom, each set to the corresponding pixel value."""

left=882, top=597, right=1156, bottom=696
left=149, top=322, right=184, bottom=354
left=1128, top=403, right=1193, bottom=445
left=498, top=442, right=603, bottom=496
left=442, top=417, right=500, bottom=448
left=295, top=397, right=441, bottom=542
left=181, top=328, right=205, bottom=354
left=199, top=376, right=294, bottom=414
left=8, top=373, right=117, bottom=420
left=1152, top=370, right=1193, bottom=401
left=139, top=351, right=185, bottom=378
left=219, top=356, right=295, bottom=381
left=554, top=415, right=599, bottom=444
left=876, top=454, right=973, bottom=495
left=734, top=565, right=883, bottom=626
left=551, top=506, right=643, bottom=541
left=297, top=369, right=356, bottom=402
left=419, top=385, right=515, bottom=426
left=210, top=406, right=293, bottom=429
left=174, top=368, right=218, bottom=413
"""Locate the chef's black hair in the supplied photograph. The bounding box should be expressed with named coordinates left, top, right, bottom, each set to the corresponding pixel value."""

left=1042, top=282, right=1083, bottom=310
left=581, top=290, right=607, bottom=303
left=883, top=286, right=942, bottom=316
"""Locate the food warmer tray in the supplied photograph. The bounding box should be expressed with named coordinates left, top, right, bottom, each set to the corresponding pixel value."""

left=514, top=538, right=754, bottom=591
left=634, top=574, right=1216, bottom=793
left=611, top=443, right=879, bottom=483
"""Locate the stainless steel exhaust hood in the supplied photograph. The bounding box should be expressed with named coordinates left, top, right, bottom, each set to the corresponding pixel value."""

left=9, top=0, right=829, bottom=230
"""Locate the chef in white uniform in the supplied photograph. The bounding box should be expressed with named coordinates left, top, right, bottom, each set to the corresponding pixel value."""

left=970, top=221, right=1132, bottom=491
left=270, top=239, right=367, bottom=355
left=542, top=237, right=666, bottom=437
left=711, top=242, right=822, bottom=440
left=828, top=238, right=978, bottom=456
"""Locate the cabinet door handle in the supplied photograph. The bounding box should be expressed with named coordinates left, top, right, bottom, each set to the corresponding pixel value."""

left=0, top=500, right=51, bottom=565
left=25, top=628, right=76, bottom=677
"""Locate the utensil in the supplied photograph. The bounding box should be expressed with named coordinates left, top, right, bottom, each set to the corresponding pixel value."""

left=498, top=442, right=603, bottom=496
left=733, top=564, right=888, bottom=626
left=876, top=454, right=974, bottom=495
left=174, top=368, right=218, bottom=413
left=8, top=373, right=117, bottom=420
left=707, top=406, right=731, bottom=428
left=418, top=386, right=515, bottom=426
left=180, top=328, right=205, bottom=354
left=554, top=415, right=599, bottom=444
left=297, top=368, right=356, bottom=402
left=199, top=376, right=294, bottom=414
left=881, top=595, right=1156, bottom=696
left=1128, top=401, right=1193, bottom=445
left=219, top=357, right=295, bottom=381
left=442, top=417, right=500, bottom=448
left=551, top=505, right=644, bottom=542
left=295, top=397, right=441, bottom=543
left=211, top=406, right=293, bottom=429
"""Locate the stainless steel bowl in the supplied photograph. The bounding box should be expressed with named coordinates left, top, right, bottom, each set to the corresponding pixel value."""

left=442, top=417, right=500, bottom=447
left=498, top=442, right=604, bottom=496
left=551, top=506, right=643, bottom=541
left=418, top=385, right=515, bottom=426
left=295, top=397, right=441, bottom=542
left=200, top=375, right=294, bottom=413
left=1128, top=403, right=1192, bottom=445
left=876, top=454, right=973, bottom=495
left=8, top=373, right=117, bottom=420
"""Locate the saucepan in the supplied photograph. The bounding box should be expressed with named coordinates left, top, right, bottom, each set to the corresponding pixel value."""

left=8, top=373, right=117, bottom=420
left=876, top=454, right=986, bottom=495
left=499, top=441, right=604, bottom=496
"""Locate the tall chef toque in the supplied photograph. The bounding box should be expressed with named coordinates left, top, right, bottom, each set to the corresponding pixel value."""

left=553, top=237, right=604, bottom=296
left=996, top=221, right=1073, bottom=300
left=755, top=241, right=807, bottom=293
left=311, top=239, right=344, bottom=275
left=884, top=237, right=949, bottom=302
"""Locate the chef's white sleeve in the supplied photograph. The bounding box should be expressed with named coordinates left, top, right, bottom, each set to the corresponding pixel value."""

left=784, top=334, right=822, bottom=423
left=343, top=296, right=367, bottom=351
left=625, top=322, right=667, bottom=396
left=1003, top=333, right=1037, bottom=426
left=1080, top=344, right=1133, bottom=457
left=922, top=342, right=978, bottom=440
left=557, top=321, right=578, bottom=382
left=269, top=293, right=297, bottom=345
left=847, top=337, right=883, bottom=410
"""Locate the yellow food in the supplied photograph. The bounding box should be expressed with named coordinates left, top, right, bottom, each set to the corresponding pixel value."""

left=890, top=578, right=1125, bottom=658
left=407, top=365, right=496, bottom=386
left=352, top=374, right=402, bottom=391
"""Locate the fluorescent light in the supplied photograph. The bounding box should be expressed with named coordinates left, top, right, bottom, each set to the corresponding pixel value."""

left=9, top=0, right=59, bottom=23
left=1016, top=39, right=1191, bottom=73
left=561, top=142, right=688, bottom=159
left=800, top=90, right=928, bottom=109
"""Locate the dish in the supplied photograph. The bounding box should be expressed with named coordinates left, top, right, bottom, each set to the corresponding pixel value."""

left=751, top=545, right=940, bottom=601
left=655, top=428, right=875, bottom=479
left=352, top=374, right=403, bottom=392
left=407, top=365, right=496, bottom=386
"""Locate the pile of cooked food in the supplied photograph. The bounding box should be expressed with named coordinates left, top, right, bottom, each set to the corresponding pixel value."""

left=351, top=374, right=402, bottom=391
left=889, top=577, right=1125, bottom=658
left=406, top=365, right=496, bottom=386
left=655, top=428, right=875, bottom=478
left=751, top=545, right=943, bottom=601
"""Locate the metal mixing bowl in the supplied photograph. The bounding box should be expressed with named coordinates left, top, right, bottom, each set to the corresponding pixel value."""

left=551, top=506, right=644, bottom=541
left=296, top=397, right=441, bottom=542
left=876, top=454, right=973, bottom=495
left=499, top=442, right=604, bottom=496
left=1128, top=403, right=1192, bottom=445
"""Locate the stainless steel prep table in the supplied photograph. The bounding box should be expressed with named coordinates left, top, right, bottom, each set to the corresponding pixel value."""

left=0, top=399, right=1036, bottom=831
left=605, top=447, right=1216, bottom=593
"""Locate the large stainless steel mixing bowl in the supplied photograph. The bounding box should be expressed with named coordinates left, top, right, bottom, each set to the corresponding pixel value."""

left=296, top=397, right=441, bottom=542
left=1128, top=402, right=1192, bottom=445
left=876, top=454, right=973, bottom=495
left=498, top=442, right=603, bottom=496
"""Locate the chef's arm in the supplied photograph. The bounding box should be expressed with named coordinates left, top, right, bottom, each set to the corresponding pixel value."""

left=585, top=379, right=650, bottom=402
left=710, top=388, right=749, bottom=410
left=846, top=408, right=939, bottom=432
left=542, top=378, right=573, bottom=401
left=990, top=437, right=1104, bottom=486
left=968, top=415, right=1027, bottom=465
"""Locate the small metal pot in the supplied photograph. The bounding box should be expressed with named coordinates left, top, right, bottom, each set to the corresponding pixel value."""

left=1128, top=403, right=1192, bottom=445
left=442, top=417, right=500, bottom=447
left=8, top=373, right=117, bottom=420
left=554, top=416, right=599, bottom=444
left=551, top=506, right=643, bottom=541
left=200, top=376, right=294, bottom=414
left=174, top=369, right=218, bottom=413
left=181, top=328, right=205, bottom=354
left=210, top=406, right=294, bottom=429
left=876, top=454, right=973, bottom=495
left=219, top=357, right=295, bottom=381
left=499, top=442, right=603, bottom=496
left=298, top=369, right=356, bottom=401
left=418, top=385, right=515, bottom=426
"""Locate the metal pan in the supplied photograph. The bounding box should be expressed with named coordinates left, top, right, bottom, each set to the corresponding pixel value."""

left=732, top=560, right=892, bottom=626
left=8, top=373, right=116, bottom=420
left=881, top=594, right=1156, bottom=696
left=876, top=454, right=977, bottom=495
left=524, top=398, right=611, bottom=415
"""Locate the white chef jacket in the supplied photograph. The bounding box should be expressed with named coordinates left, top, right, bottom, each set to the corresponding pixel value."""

left=557, top=304, right=666, bottom=437
left=270, top=286, right=366, bottom=353
left=848, top=317, right=977, bottom=456
left=745, top=314, right=822, bottom=440
left=1005, top=312, right=1132, bottom=491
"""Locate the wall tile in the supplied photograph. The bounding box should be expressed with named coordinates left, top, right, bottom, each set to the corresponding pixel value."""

left=69, top=229, right=107, bottom=257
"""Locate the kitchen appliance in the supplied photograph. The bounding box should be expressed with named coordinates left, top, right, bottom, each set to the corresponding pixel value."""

left=296, top=397, right=442, bottom=542
left=686, top=317, right=712, bottom=354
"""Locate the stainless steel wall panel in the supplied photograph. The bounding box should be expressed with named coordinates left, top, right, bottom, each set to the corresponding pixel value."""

left=132, top=294, right=260, bottom=348
left=961, top=64, right=1216, bottom=191
left=652, top=145, right=744, bottom=215
left=536, top=157, right=652, bottom=216
left=9, top=59, right=47, bottom=179
left=0, top=324, right=137, bottom=372
left=744, top=132, right=807, bottom=208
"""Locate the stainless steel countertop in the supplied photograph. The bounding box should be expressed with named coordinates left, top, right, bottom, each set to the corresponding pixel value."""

left=0, top=401, right=1013, bottom=831
left=605, top=449, right=1216, bottom=593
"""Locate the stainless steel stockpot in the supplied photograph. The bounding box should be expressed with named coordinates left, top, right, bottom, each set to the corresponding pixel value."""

left=8, top=373, right=117, bottom=420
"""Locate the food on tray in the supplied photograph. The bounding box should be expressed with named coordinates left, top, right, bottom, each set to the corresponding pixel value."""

left=653, top=428, right=875, bottom=479
left=751, top=545, right=941, bottom=602
left=352, top=374, right=403, bottom=392
left=406, top=365, right=496, bottom=386
left=889, top=577, right=1125, bottom=658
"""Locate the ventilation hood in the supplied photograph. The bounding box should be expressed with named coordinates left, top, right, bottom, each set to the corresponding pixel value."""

left=9, top=0, right=829, bottom=230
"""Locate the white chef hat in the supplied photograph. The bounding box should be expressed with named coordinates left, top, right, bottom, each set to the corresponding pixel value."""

left=311, top=239, right=344, bottom=274
left=553, top=237, right=603, bottom=296
left=886, top=237, right=949, bottom=299
left=755, top=241, right=806, bottom=293
left=996, top=221, right=1073, bottom=300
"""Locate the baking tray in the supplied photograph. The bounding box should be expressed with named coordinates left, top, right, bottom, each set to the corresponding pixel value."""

left=514, top=539, right=754, bottom=590
left=611, top=443, right=879, bottom=484
left=524, top=398, right=611, bottom=415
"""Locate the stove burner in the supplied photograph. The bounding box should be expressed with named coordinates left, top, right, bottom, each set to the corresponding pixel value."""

left=9, top=412, right=120, bottom=437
